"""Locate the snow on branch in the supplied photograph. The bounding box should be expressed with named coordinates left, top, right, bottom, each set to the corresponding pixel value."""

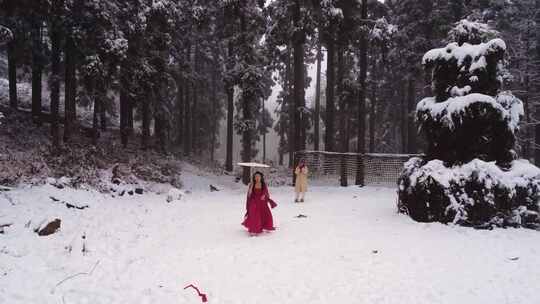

left=448, top=19, right=498, bottom=45
left=418, top=94, right=500, bottom=128
left=422, top=39, right=506, bottom=71
left=0, top=25, right=13, bottom=45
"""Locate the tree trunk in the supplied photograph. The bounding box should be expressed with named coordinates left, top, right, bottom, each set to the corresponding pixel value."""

left=154, top=111, right=166, bottom=154
left=337, top=47, right=348, bottom=187
left=536, top=104, right=540, bottom=165
left=120, top=80, right=129, bottom=147
left=153, top=46, right=168, bottom=154
left=325, top=40, right=336, bottom=152
left=183, top=82, right=192, bottom=156
left=7, top=35, right=17, bottom=109
left=31, top=21, right=42, bottom=124
left=142, top=97, right=150, bottom=150
left=92, top=86, right=100, bottom=146
left=5, top=3, right=16, bottom=109
left=355, top=0, right=368, bottom=186
left=314, top=40, right=322, bottom=151
left=120, top=58, right=130, bottom=147
left=369, top=85, right=376, bottom=153
left=521, top=20, right=532, bottom=160
left=286, top=48, right=295, bottom=168
left=191, top=80, right=198, bottom=153
left=523, top=87, right=530, bottom=160
left=175, top=75, right=184, bottom=147
left=293, top=0, right=306, bottom=154
left=240, top=9, right=252, bottom=185
left=407, top=77, right=417, bottom=154
left=50, top=18, right=61, bottom=150
left=400, top=81, right=408, bottom=153
left=393, top=88, right=401, bottom=152
left=64, top=35, right=77, bottom=143
left=535, top=0, right=540, bottom=165
left=191, top=49, right=199, bottom=153
left=241, top=89, right=253, bottom=185
left=225, top=78, right=234, bottom=170
left=184, top=45, right=192, bottom=156
left=286, top=48, right=296, bottom=184
left=127, top=99, right=134, bottom=135
left=225, top=5, right=235, bottom=172
left=100, top=94, right=106, bottom=131
left=154, top=80, right=167, bottom=154
left=211, top=69, right=217, bottom=162
left=278, top=54, right=289, bottom=167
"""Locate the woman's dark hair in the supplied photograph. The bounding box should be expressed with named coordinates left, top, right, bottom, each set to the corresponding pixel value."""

left=252, top=171, right=266, bottom=189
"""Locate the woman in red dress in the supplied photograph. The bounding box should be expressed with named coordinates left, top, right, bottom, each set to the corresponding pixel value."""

left=242, top=171, right=276, bottom=235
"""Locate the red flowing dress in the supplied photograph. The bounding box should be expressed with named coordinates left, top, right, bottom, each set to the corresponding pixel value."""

left=242, top=185, right=275, bottom=234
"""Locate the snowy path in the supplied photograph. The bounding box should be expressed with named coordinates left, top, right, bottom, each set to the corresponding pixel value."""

left=1, top=176, right=540, bottom=304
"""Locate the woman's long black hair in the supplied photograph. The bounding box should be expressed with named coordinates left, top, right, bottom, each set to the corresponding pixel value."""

left=252, top=171, right=267, bottom=189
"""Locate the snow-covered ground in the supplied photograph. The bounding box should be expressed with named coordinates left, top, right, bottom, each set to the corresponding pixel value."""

left=1, top=168, right=540, bottom=304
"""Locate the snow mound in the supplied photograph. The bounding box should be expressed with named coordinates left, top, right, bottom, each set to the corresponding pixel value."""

left=166, top=187, right=185, bottom=203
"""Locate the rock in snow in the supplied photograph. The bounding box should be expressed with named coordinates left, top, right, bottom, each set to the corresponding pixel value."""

left=36, top=219, right=61, bottom=236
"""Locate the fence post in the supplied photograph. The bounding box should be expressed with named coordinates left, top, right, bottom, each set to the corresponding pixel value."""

left=355, top=153, right=365, bottom=186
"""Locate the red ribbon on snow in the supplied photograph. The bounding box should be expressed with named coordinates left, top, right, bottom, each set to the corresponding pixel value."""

left=184, top=284, right=208, bottom=303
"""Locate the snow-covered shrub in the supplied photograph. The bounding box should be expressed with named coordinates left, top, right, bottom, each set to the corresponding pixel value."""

left=398, top=21, right=540, bottom=229
left=398, top=158, right=540, bottom=228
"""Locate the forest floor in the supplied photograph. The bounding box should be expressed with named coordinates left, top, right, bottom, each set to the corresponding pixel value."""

left=0, top=84, right=230, bottom=190
left=1, top=165, right=540, bottom=304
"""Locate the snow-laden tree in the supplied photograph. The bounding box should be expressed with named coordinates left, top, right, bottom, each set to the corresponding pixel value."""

left=388, top=0, right=455, bottom=154
left=366, top=16, right=397, bottom=154
left=63, top=1, right=127, bottom=145
left=0, top=0, right=32, bottom=110
left=226, top=0, right=273, bottom=183
left=264, top=0, right=316, bottom=168
left=398, top=21, right=540, bottom=229
left=492, top=0, right=540, bottom=162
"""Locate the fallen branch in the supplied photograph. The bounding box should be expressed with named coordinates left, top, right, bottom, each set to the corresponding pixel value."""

left=50, top=196, right=89, bottom=210
left=65, top=202, right=89, bottom=210
left=51, top=260, right=100, bottom=294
